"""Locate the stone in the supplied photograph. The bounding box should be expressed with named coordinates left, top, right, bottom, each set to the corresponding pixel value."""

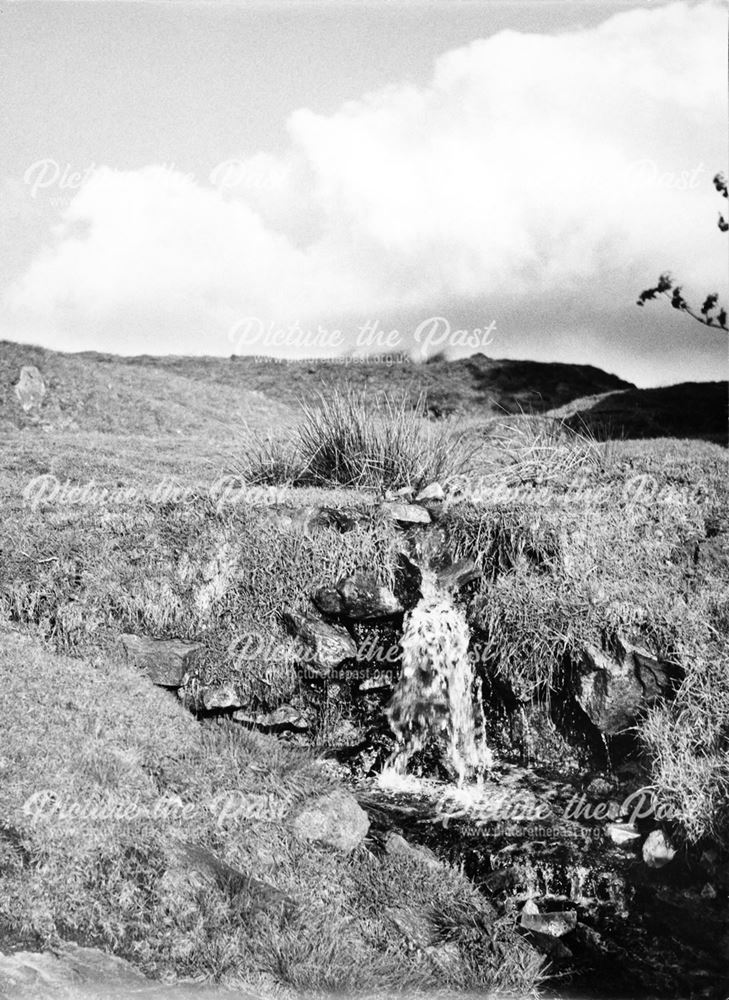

left=14, top=366, right=46, bottom=413
left=606, top=821, right=641, bottom=846
left=382, top=502, right=431, bottom=525
left=521, top=909, right=577, bottom=937
left=201, top=683, right=241, bottom=710
left=313, top=574, right=403, bottom=620
left=575, top=636, right=675, bottom=735
left=384, top=831, right=443, bottom=871
left=522, top=898, right=540, bottom=915
left=306, top=507, right=367, bottom=533
left=337, top=574, right=403, bottom=619
left=436, top=557, right=481, bottom=592
left=283, top=609, right=357, bottom=675
left=586, top=777, right=615, bottom=797
left=119, top=634, right=204, bottom=687
left=166, top=840, right=294, bottom=914
left=642, top=829, right=676, bottom=869
left=415, top=482, right=444, bottom=502
left=233, top=704, right=309, bottom=730
left=701, top=882, right=718, bottom=900
left=290, top=789, right=369, bottom=852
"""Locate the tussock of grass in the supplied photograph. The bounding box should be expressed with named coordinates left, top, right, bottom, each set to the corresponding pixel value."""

left=240, top=389, right=475, bottom=492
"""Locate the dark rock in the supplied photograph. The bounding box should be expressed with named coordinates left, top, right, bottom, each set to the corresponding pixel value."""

left=290, top=789, right=369, bottom=852
left=119, top=634, right=204, bottom=687
left=283, top=609, right=356, bottom=675
left=436, top=558, right=481, bottom=592
left=575, top=635, right=676, bottom=734
left=313, top=574, right=403, bottom=620
left=306, top=507, right=368, bottom=533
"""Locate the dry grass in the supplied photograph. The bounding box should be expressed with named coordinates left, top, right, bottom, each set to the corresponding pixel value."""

left=238, top=389, right=476, bottom=492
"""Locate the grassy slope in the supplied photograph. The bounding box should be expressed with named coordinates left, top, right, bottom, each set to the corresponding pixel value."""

left=0, top=625, right=541, bottom=994
left=2, top=340, right=633, bottom=434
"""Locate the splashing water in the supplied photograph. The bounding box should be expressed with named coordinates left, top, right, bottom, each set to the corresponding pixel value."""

left=384, top=569, right=493, bottom=787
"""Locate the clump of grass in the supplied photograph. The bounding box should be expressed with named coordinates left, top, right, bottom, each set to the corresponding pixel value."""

left=477, top=413, right=606, bottom=489
left=239, top=388, right=475, bottom=492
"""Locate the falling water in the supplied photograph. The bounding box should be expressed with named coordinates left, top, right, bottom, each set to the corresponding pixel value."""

left=384, top=568, right=493, bottom=786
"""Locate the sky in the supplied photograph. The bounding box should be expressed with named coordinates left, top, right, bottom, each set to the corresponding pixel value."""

left=0, top=0, right=727, bottom=387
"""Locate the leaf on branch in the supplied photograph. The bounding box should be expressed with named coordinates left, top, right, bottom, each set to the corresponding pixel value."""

left=701, top=294, right=718, bottom=316
left=670, top=287, right=687, bottom=311
left=718, top=308, right=727, bottom=330
left=718, top=214, right=729, bottom=233
left=713, top=172, right=728, bottom=198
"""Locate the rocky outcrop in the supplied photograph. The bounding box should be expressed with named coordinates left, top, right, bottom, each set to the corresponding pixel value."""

left=283, top=609, right=357, bottom=675
left=290, top=789, right=369, bottom=852
left=574, top=635, right=676, bottom=734
left=119, top=634, right=204, bottom=687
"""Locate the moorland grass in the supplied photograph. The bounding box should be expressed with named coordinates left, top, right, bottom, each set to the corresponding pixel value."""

left=0, top=626, right=543, bottom=995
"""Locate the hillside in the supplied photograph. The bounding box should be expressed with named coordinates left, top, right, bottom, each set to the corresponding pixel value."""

left=1, top=340, right=632, bottom=434
left=550, top=381, right=729, bottom=445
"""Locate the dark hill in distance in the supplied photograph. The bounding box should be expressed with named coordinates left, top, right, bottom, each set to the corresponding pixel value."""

left=3, top=340, right=725, bottom=443
left=551, top=381, right=729, bottom=446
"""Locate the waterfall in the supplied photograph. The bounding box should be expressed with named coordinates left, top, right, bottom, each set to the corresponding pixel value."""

left=384, top=569, right=493, bottom=787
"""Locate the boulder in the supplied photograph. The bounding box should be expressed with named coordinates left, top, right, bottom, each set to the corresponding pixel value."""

left=14, top=366, right=46, bottom=413
left=290, top=789, right=369, bottom=852
left=382, top=502, right=431, bottom=525
left=119, top=634, right=204, bottom=687
left=283, top=609, right=357, bottom=675
left=521, top=909, right=577, bottom=938
left=574, top=636, right=675, bottom=735
left=642, top=829, right=676, bottom=869
left=313, top=574, right=403, bottom=620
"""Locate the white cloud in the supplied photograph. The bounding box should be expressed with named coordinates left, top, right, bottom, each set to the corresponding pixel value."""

left=4, top=1, right=726, bottom=365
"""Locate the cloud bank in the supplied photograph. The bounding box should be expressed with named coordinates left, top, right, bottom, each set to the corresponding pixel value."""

left=4, top=1, right=726, bottom=378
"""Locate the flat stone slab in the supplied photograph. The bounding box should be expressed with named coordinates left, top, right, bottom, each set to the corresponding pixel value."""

left=381, top=502, right=431, bottom=525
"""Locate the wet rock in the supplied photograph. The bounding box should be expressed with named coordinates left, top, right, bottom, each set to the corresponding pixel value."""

left=606, top=821, right=641, bottom=846
left=642, top=829, right=676, bottom=869
left=14, top=366, right=46, bottom=413
left=313, top=574, right=403, bottom=620
left=586, top=777, right=615, bottom=797
left=415, top=482, right=445, bottom=502
left=521, top=909, right=577, bottom=937
left=290, top=789, right=369, bottom=852
left=201, top=683, right=241, bottom=710
left=283, top=609, right=356, bottom=675
left=382, top=502, right=431, bottom=525
left=575, top=636, right=675, bottom=734
left=436, top=557, right=481, bottom=592
left=119, top=634, right=204, bottom=687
